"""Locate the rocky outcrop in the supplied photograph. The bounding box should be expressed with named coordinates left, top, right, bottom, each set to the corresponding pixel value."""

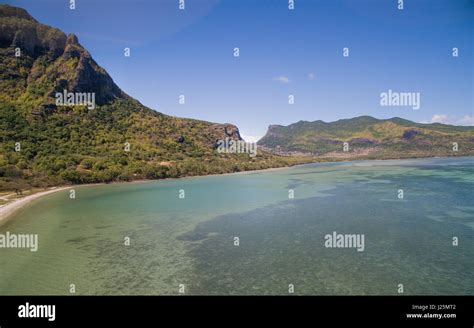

left=208, top=123, right=242, bottom=141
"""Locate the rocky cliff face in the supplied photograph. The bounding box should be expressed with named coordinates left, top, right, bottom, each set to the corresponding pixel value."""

left=58, top=33, right=125, bottom=104
left=0, top=6, right=65, bottom=56
left=0, top=6, right=125, bottom=108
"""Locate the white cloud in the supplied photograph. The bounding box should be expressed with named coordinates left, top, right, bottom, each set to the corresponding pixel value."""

left=240, top=134, right=262, bottom=143
left=425, top=114, right=474, bottom=126
left=430, top=114, right=449, bottom=124
left=308, top=72, right=315, bottom=80
left=457, top=115, right=474, bottom=126
left=273, top=76, right=290, bottom=83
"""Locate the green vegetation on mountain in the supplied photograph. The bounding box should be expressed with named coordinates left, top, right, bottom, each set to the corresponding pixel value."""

left=258, top=116, right=474, bottom=157
left=0, top=5, right=311, bottom=191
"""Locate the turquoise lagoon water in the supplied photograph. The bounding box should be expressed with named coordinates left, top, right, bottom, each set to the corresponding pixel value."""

left=0, top=157, right=473, bottom=295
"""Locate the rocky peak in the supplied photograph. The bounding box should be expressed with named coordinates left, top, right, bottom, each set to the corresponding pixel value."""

left=63, top=33, right=87, bottom=59
left=268, top=124, right=283, bottom=130
left=0, top=4, right=36, bottom=21
left=66, top=33, right=79, bottom=46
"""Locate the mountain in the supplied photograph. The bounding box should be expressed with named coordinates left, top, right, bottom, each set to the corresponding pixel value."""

left=0, top=5, right=306, bottom=191
left=258, top=116, right=474, bottom=158
left=1, top=5, right=472, bottom=192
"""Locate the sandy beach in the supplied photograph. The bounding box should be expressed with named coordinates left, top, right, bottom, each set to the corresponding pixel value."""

left=0, top=187, right=71, bottom=227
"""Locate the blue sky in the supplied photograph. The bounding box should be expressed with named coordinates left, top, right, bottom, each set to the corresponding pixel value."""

left=4, top=0, right=473, bottom=140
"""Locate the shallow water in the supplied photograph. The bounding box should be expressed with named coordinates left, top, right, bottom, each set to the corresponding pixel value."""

left=0, top=157, right=473, bottom=295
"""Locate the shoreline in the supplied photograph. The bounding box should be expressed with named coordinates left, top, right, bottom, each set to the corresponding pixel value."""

left=0, top=186, right=71, bottom=228
left=83, top=154, right=474, bottom=186
left=0, top=155, right=471, bottom=227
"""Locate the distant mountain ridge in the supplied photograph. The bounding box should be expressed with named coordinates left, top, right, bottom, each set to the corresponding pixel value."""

left=258, top=116, right=474, bottom=157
